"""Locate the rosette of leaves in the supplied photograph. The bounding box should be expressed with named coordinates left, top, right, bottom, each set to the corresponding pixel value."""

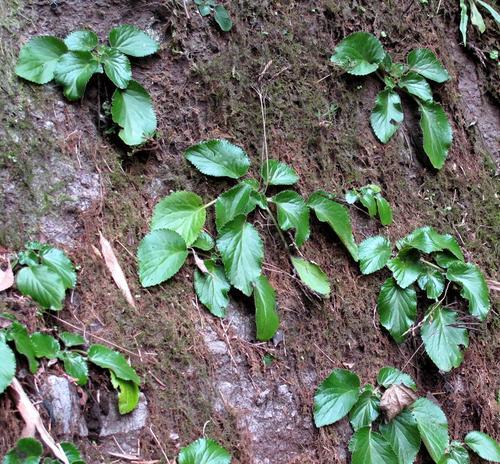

left=459, top=0, right=500, bottom=46
left=345, top=184, right=393, bottom=226
left=177, top=437, right=232, bottom=464
left=313, top=366, right=500, bottom=464
left=331, top=32, right=452, bottom=169
left=3, top=437, right=86, bottom=464
left=195, top=1, right=233, bottom=32
left=356, top=226, right=491, bottom=372
left=15, top=25, right=159, bottom=146
left=137, top=139, right=359, bottom=341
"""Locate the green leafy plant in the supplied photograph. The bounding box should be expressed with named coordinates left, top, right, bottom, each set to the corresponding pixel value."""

left=195, top=1, right=233, bottom=32
left=137, top=139, right=360, bottom=341
left=15, top=25, right=159, bottom=146
left=459, top=0, right=500, bottom=46
left=345, top=184, right=393, bottom=226
left=357, top=226, right=491, bottom=372
left=331, top=32, right=452, bottom=169
left=177, top=437, right=231, bottom=464
left=3, top=437, right=85, bottom=464
left=313, top=367, right=500, bottom=463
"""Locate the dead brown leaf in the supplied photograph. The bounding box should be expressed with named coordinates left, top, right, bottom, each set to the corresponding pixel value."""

left=380, top=384, right=418, bottom=421
left=0, top=258, right=14, bottom=292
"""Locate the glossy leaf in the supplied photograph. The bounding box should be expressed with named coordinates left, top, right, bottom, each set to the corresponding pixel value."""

left=30, top=333, right=60, bottom=359
left=60, top=442, right=86, bottom=464
left=291, top=256, right=330, bottom=298
left=434, top=252, right=461, bottom=269
left=110, top=371, right=140, bottom=415
left=177, top=438, right=231, bottom=464
left=215, top=182, right=256, bottom=231
left=214, top=5, right=233, bottom=32
left=358, top=236, right=392, bottom=275
left=54, top=51, right=100, bottom=100
left=419, top=101, right=452, bottom=169
left=192, top=231, right=215, bottom=251
left=88, top=344, right=140, bottom=385
left=375, top=195, right=393, bottom=226
left=64, top=30, right=98, bottom=52
left=7, top=323, right=38, bottom=374
left=464, top=431, right=500, bottom=462
left=59, top=351, right=88, bottom=385
left=349, top=385, right=380, bottom=431
left=398, top=72, right=433, bottom=102
left=349, top=426, right=399, bottom=464
left=360, top=191, right=378, bottom=217
left=101, top=47, right=132, bottom=89
left=272, top=190, right=310, bottom=247
left=387, top=249, right=425, bottom=289
left=370, top=89, right=404, bottom=143
left=407, top=48, right=449, bottom=83
left=377, top=367, right=416, bottom=390
left=59, top=331, right=86, bottom=347
left=39, top=246, right=76, bottom=290
left=380, top=410, right=421, bottom=464
left=418, top=268, right=445, bottom=299
left=0, top=338, right=16, bottom=394
left=260, top=160, right=299, bottom=185
left=253, top=275, right=279, bottom=341
left=438, top=441, right=470, bottom=464
left=194, top=260, right=230, bottom=318
left=397, top=227, right=464, bottom=260
left=3, top=437, right=43, bottom=464
left=108, top=25, right=159, bottom=57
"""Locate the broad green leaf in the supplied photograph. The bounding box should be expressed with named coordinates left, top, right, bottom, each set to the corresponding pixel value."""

left=291, top=256, right=330, bottom=298
left=151, top=191, right=206, bottom=246
left=360, top=192, right=378, bottom=217
left=330, top=32, right=385, bottom=76
left=214, top=5, right=233, bottom=32
left=375, top=195, right=393, bottom=226
left=177, top=438, right=231, bottom=464
left=438, top=441, right=470, bottom=464
left=30, top=333, right=60, bottom=359
left=88, top=344, right=140, bottom=385
left=380, top=410, right=421, bottom=464
left=417, top=268, right=445, bottom=299
left=460, top=0, right=469, bottom=45
left=185, top=139, right=250, bottom=179
left=272, top=190, right=310, bottom=247
left=358, top=236, right=392, bottom=275
left=260, top=160, right=299, bottom=185
left=410, top=397, right=449, bottom=463
left=59, top=331, right=86, bottom=347
left=251, top=191, right=268, bottom=209
left=398, top=72, right=433, bottom=102
left=137, top=229, right=188, bottom=287
left=215, top=182, right=256, bottom=231
left=419, top=101, right=452, bottom=169
left=470, top=2, right=486, bottom=32
left=349, top=385, right=380, bottom=431
left=349, top=426, right=399, bottom=464
left=421, top=306, right=468, bottom=372
left=477, top=0, right=500, bottom=22
left=217, top=216, right=263, bottom=296
left=15, top=36, right=68, bottom=84
left=387, top=249, right=425, bottom=289
left=370, top=89, right=404, bottom=143
left=0, top=338, right=15, bottom=394
left=464, top=431, right=500, bottom=462
left=54, top=51, right=100, bottom=100
left=194, top=260, right=230, bottom=318
left=377, top=367, right=416, bottom=390
left=253, top=275, right=279, bottom=341
left=3, top=437, right=43, bottom=464
left=108, top=25, right=159, bottom=57
left=110, top=371, right=140, bottom=415
left=111, top=80, right=157, bottom=146
left=377, top=277, right=417, bottom=343
left=434, top=252, right=461, bottom=269
left=59, top=351, right=88, bottom=385
left=192, top=231, right=215, bottom=251
left=101, top=47, right=131, bottom=89
left=39, top=246, right=76, bottom=290
left=7, top=323, right=38, bottom=374
left=313, top=368, right=360, bottom=427
left=60, top=442, right=86, bottom=464
left=446, top=262, right=490, bottom=320
left=308, top=192, right=358, bottom=261
left=407, top=48, right=449, bottom=83
left=64, top=30, right=98, bottom=51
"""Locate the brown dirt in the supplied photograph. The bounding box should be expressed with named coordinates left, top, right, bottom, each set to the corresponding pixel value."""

left=0, top=0, right=499, bottom=463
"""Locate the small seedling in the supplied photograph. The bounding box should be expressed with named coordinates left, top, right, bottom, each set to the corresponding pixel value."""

left=459, top=0, right=500, bottom=46
left=331, top=32, right=452, bottom=169
left=15, top=25, right=159, bottom=146
left=3, top=437, right=85, bottom=464
left=137, top=139, right=360, bottom=341
left=345, top=184, right=393, bottom=226
left=357, top=226, right=491, bottom=372
left=177, top=438, right=231, bottom=463
left=195, top=0, right=233, bottom=31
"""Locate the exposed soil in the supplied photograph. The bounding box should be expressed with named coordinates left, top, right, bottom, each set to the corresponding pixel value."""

left=0, top=0, right=499, bottom=463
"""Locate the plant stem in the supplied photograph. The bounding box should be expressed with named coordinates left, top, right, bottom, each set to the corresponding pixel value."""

left=420, top=258, right=445, bottom=273
left=265, top=206, right=289, bottom=251
left=203, top=198, right=217, bottom=209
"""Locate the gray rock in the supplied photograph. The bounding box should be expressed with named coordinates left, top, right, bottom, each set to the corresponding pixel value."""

left=99, top=393, right=148, bottom=437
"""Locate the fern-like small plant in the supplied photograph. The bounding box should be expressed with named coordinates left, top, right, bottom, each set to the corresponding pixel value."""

left=15, top=25, right=159, bottom=146
left=460, top=0, right=500, bottom=46
left=345, top=184, right=393, bottom=226
left=331, top=32, right=452, bottom=169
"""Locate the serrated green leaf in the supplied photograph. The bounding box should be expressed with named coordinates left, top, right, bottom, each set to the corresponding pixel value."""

left=272, top=190, right=310, bottom=247
left=308, top=192, right=358, bottom=261
left=59, top=351, right=88, bottom=385
left=387, top=249, right=425, bottom=289
left=418, top=268, right=445, bottom=299
left=215, top=182, right=256, bottom=231
left=380, top=410, right=421, bottom=464
left=434, top=252, right=461, bottom=269
left=313, top=368, right=360, bottom=427
left=253, top=275, right=279, bottom=341
left=349, top=426, right=399, bottom=464
left=7, top=322, right=38, bottom=374
left=64, top=30, right=98, bottom=52
left=438, top=441, right=470, bottom=464
left=0, top=338, right=16, bottom=394
left=185, top=139, right=250, bottom=179
left=375, top=195, right=393, bottom=226
left=398, top=72, right=433, bottom=101
left=108, top=25, right=159, bottom=57
left=60, top=441, right=86, bottom=464
left=370, top=89, right=404, bottom=143
left=358, top=236, right=392, bottom=275
left=214, top=5, right=233, bottom=32
left=217, top=216, right=263, bottom=296
left=88, top=344, right=140, bottom=385
left=465, top=431, right=500, bottom=462
left=151, top=191, right=206, bottom=246
left=330, top=32, right=385, bottom=76
left=410, top=397, right=449, bottom=462
left=192, top=231, right=215, bottom=251
left=260, top=160, right=299, bottom=185
left=39, top=246, right=76, bottom=290
left=421, top=306, right=468, bottom=372
left=407, top=48, right=449, bottom=83
left=177, top=438, right=231, bottom=464
left=377, top=367, right=416, bottom=390
left=349, top=385, right=380, bottom=431
left=111, top=80, right=157, bottom=146
left=59, top=332, right=86, bottom=347
left=251, top=191, right=268, bottom=209
left=15, top=36, right=68, bottom=84
left=446, top=262, right=490, bottom=320
left=101, top=47, right=131, bottom=89
left=110, top=371, right=140, bottom=415
left=30, top=333, right=60, bottom=359
left=477, top=0, right=500, bottom=22
left=377, top=277, right=417, bottom=343
left=54, top=51, right=100, bottom=100
left=3, top=437, right=43, bottom=464
left=194, top=260, right=230, bottom=318
left=291, top=256, right=330, bottom=297
left=419, top=101, right=452, bottom=169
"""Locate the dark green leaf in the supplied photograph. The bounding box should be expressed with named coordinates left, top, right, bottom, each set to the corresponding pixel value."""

left=60, top=442, right=86, bottom=464
left=360, top=192, right=378, bottom=217
left=110, top=371, right=140, bottom=415
left=419, top=101, right=452, bottom=169
left=54, top=51, right=100, bottom=100
left=438, top=441, right=470, bottom=464
left=388, top=248, right=425, bottom=289
left=375, top=195, right=393, bottom=226
left=7, top=322, right=38, bottom=374
left=64, top=30, right=98, bottom=52
left=349, top=426, right=399, bottom=464
left=59, top=332, right=86, bottom=347
left=253, top=275, right=279, bottom=341
left=214, top=5, right=233, bottom=32
left=16, top=265, right=66, bottom=310
left=101, top=47, right=131, bottom=89
left=272, top=190, right=310, bottom=247
left=215, top=182, right=256, bottom=231
left=39, top=246, right=76, bottom=290
left=349, top=385, right=380, bottom=431
left=192, top=231, right=215, bottom=251
left=358, top=236, right=392, bottom=275
left=177, top=438, right=231, bottom=464
left=434, top=252, right=461, bottom=269
left=377, top=367, right=416, bottom=390
left=464, top=431, right=500, bottom=462
left=88, top=344, right=140, bottom=385
left=3, top=437, right=43, bottom=464
left=260, top=160, right=299, bottom=185
left=194, top=260, right=230, bottom=318
left=380, top=410, right=421, bottom=464
left=0, top=338, right=16, bottom=394
left=397, top=226, right=464, bottom=260
left=291, top=256, right=330, bottom=297
left=418, top=268, right=445, bottom=299
left=108, top=25, right=159, bottom=57
left=30, top=333, right=60, bottom=359
left=59, top=351, right=88, bottom=385
left=407, top=48, right=449, bottom=83
left=398, top=72, right=433, bottom=102
left=370, top=89, right=404, bottom=143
